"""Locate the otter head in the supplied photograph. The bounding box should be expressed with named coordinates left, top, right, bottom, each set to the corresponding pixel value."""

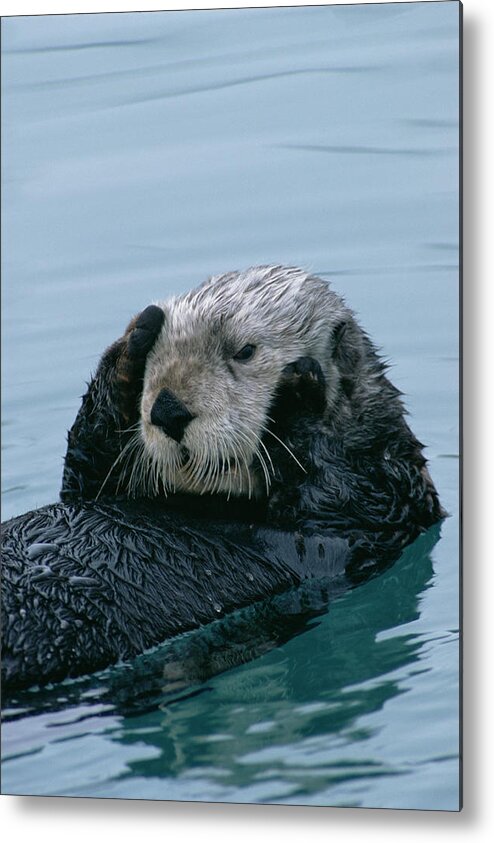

left=138, top=265, right=353, bottom=498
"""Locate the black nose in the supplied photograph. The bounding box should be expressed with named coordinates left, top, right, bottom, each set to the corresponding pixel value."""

left=150, top=388, right=194, bottom=443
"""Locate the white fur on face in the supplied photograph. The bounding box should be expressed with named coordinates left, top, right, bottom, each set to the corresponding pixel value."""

left=135, top=266, right=347, bottom=498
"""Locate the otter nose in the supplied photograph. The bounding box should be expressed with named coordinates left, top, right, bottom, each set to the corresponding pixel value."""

left=150, top=388, right=194, bottom=443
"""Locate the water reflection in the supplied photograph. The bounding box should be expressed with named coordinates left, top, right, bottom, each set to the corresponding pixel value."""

left=115, top=528, right=439, bottom=784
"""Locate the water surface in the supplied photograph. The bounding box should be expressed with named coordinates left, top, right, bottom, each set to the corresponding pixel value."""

left=1, top=3, right=460, bottom=810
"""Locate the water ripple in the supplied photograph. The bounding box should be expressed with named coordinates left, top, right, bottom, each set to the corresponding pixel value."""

left=276, top=142, right=456, bottom=157
left=4, top=38, right=159, bottom=55
left=119, top=65, right=378, bottom=106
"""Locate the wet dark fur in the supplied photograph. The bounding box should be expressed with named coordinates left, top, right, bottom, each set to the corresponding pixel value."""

left=2, top=498, right=356, bottom=691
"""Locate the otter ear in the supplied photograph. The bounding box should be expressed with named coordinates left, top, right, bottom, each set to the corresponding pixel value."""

left=331, top=319, right=362, bottom=397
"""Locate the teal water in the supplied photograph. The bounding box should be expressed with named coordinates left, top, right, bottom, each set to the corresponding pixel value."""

left=1, top=3, right=460, bottom=809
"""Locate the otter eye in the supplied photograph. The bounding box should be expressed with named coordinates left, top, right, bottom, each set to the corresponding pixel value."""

left=233, top=344, right=256, bottom=362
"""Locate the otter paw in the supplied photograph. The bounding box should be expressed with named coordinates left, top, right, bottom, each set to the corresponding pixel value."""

left=282, top=356, right=326, bottom=407
left=127, top=305, right=165, bottom=362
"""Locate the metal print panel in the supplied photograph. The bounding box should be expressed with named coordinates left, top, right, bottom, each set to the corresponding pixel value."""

left=1, top=1, right=461, bottom=810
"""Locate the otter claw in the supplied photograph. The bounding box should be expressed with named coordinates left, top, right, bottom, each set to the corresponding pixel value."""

left=283, top=356, right=325, bottom=385
left=128, top=305, right=164, bottom=360
left=278, top=356, right=326, bottom=414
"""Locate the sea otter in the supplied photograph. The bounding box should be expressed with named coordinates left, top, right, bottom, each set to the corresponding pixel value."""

left=1, top=266, right=444, bottom=691
left=61, top=265, right=443, bottom=540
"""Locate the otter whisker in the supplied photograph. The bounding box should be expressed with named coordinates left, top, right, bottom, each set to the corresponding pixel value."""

left=236, top=426, right=273, bottom=496
left=198, top=444, right=213, bottom=490
left=194, top=450, right=211, bottom=493
left=150, top=452, right=159, bottom=497
left=226, top=441, right=235, bottom=501
left=95, top=432, right=142, bottom=501
left=215, top=430, right=230, bottom=496
left=207, top=432, right=226, bottom=496
left=160, top=440, right=181, bottom=495
left=186, top=439, right=210, bottom=491
left=240, top=444, right=254, bottom=500
left=262, top=426, right=307, bottom=474
left=147, top=453, right=158, bottom=497
left=258, top=438, right=275, bottom=477
left=222, top=436, right=253, bottom=498
left=114, top=421, right=142, bottom=435
left=231, top=427, right=262, bottom=499
left=127, top=438, right=149, bottom=498
left=258, top=450, right=271, bottom=496
left=116, top=434, right=144, bottom=495
left=232, top=430, right=258, bottom=497
left=139, top=454, right=152, bottom=498
left=247, top=438, right=270, bottom=496
left=135, top=447, right=147, bottom=495
left=216, top=433, right=233, bottom=499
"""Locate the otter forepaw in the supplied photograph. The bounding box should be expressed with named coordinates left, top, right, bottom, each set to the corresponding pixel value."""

left=114, top=305, right=164, bottom=424
left=127, top=305, right=165, bottom=362
left=278, top=356, right=327, bottom=414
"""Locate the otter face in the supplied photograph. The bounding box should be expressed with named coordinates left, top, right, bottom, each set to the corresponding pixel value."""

left=136, top=266, right=347, bottom=498
left=140, top=315, right=280, bottom=498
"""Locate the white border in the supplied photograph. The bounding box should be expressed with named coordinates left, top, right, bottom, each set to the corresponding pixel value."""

left=0, top=0, right=470, bottom=16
